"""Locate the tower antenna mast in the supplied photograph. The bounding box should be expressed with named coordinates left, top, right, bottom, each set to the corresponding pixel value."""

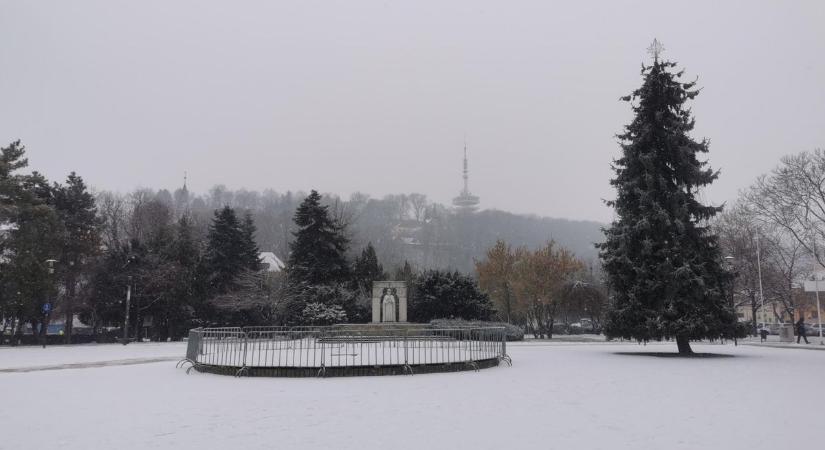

left=452, top=137, right=480, bottom=213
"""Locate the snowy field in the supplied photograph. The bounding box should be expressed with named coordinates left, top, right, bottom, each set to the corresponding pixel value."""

left=1, top=340, right=823, bottom=450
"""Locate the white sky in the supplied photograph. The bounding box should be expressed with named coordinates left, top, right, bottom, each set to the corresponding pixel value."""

left=1, top=1, right=823, bottom=222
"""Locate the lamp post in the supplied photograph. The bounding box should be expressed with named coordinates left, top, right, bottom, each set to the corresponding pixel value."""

left=120, top=256, right=134, bottom=345
left=806, top=237, right=824, bottom=345
left=43, top=259, right=57, bottom=348
left=724, top=255, right=742, bottom=339
left=755, top=235, right=766, bottom=330
left=123, top=276, right=132, bottom=344
left=724, top=254, right=735, bottom=304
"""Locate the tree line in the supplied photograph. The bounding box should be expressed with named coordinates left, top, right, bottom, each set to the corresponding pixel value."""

left=1, top=146, right=501, bottom=343
left=93, top=183, right=602, bottom=275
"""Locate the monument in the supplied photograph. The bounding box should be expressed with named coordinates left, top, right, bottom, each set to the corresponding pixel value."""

left=372, top=281, right=408, bottom=323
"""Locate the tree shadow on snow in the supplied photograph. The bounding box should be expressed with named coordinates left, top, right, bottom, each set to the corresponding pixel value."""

left=613, top=351, right=738, bottom=359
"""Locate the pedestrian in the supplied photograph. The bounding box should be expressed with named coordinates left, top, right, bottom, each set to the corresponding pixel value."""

left=796, top=318, right=809, bottom=344
left=759, top=327, right=769, bottom=343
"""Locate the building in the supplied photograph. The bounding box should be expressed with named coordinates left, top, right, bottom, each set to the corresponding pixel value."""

left=735, top=285, right=825, bottom=325
left=259, top=252, right=285, bottom=272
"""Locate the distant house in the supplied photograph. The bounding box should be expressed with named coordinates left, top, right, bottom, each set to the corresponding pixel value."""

left=259, top=252, right=285, bottom=272
left=0, top=222, right=16, bottom=239
left=0, top=222, right=16, bottom=263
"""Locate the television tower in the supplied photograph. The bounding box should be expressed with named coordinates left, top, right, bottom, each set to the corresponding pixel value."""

left=451, top=141, right=480, bottom=213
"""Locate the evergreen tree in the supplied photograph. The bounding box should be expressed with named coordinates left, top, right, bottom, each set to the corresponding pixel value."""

left=0, top=140, right=28, bottom=224
left=287, top=190, right=350, bottom=286
left=174, top=214, right=200, bottom=270
left=53, top=172, right=102, bottom=343
left=409, top=270, right=494, bottom=322
left=154, top=214, right=203, bottom=339
left=3, top=169, right=62, bottom=344
left=394, top=260, right=415, bottom=286
left=0, top=141, right=29, bottom=326
left=205, top=206, right=245, bottom=293
left=352, top=242, right=385, bottom=293
left=239, top=211, right=261, bottom=271
left=598, top=45, right=737, bottom=354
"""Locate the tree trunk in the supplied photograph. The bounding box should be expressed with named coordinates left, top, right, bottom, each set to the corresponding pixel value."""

left=504, top=283, right=511, bottom=324
left=90, top=311, right=98, bottom=342
left=64, top=271, right=77, bottom=344
left=12, top=321, right=22, bottom=346
left=750, top=293, right=758, bottom=336
left=30, top=319, right=39, bottom=345
left=38, top=312, right=50, bottom=347
left=676, top=335, right=693, bottom=354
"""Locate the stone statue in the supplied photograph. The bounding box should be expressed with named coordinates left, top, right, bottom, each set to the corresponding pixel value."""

left=381, top=288, right=397, bottom=322
left=372, top=281, right=407, bottom=323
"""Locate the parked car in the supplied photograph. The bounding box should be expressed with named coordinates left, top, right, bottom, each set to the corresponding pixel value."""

left=804, top=323, right=823, bottom=336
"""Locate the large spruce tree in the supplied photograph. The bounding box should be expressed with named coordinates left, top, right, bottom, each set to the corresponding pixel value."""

left=205, top=206, right=259, bottom=293
left=287, top=190, right=350, bottom=286
left=54, top=172, right=101, bottom=343
left=599, top=45, right=737, bottom=354
left=239, top=211, right=262, bottom=271
left=352, top=242, right=385, bottom=293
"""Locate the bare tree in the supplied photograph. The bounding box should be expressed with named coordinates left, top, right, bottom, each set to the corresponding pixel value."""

left=408, top=193, right=428, bottom=222
left=746, top=149, right=825, bottom=269
left=760, top=230, right=811, bottom=323
left=476, top=240, right=519, bottom=323
left=96, top=191, right=127, bottom=249
left=511, top=241, right=583, bottom=338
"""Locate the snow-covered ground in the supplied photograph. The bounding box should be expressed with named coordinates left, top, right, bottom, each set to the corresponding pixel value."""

left=0, top=341, right=186, bottom=371
left=1, top=340, right=822, bottom=450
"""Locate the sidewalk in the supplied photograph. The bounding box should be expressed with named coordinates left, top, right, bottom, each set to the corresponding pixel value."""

left=741, top=338, right=825, bottom=351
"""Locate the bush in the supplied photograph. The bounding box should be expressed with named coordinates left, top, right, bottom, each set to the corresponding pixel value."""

left=429, top=319, right=524, bottom=341
left=410, top=270, right=495, bottom=322
left=301, top=303, right=347, bottom=325
left=282, top=282, right=360, bottom=325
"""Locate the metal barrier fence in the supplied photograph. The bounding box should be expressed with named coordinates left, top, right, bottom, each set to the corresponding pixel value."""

left=178, top=325, right=511, bottom=377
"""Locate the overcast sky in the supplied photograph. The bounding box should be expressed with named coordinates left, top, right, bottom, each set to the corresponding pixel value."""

left=1, top=1, right=823, bottom=222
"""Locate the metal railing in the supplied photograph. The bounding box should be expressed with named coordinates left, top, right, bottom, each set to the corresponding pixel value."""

left=179, top=325, right=511, bottom=377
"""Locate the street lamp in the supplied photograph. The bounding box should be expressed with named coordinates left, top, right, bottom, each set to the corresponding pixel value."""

left=123, top=276, right=132, bottom=344
left=723, top=255, right=743, bottom=337
left=42, top=259, right=58, bottom=348
left=120, top=256, right=135, bottom=345
left=754, top=236, right=767, bottom=327
left=801, top=275, right=824, bottom=345
left=723, top=256, right=735, bottom=297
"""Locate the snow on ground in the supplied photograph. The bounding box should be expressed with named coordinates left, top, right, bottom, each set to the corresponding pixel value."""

left=1, top=340, right=822, bottom=450
left=0, top=341, right=186, bottom=371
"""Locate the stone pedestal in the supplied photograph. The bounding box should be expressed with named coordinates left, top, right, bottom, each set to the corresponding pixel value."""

left=372, top=281, right=408, bottom=323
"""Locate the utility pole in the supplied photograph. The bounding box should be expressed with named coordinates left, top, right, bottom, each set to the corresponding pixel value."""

left=123, top=276, right=132, bottom=344
left=44, top=259, right=57, bottom=348
left=816, top=276, right=824, bottom=345
left=756, top=234, right=766, bottom=326
left=812, top=239, right=823, bottom=345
